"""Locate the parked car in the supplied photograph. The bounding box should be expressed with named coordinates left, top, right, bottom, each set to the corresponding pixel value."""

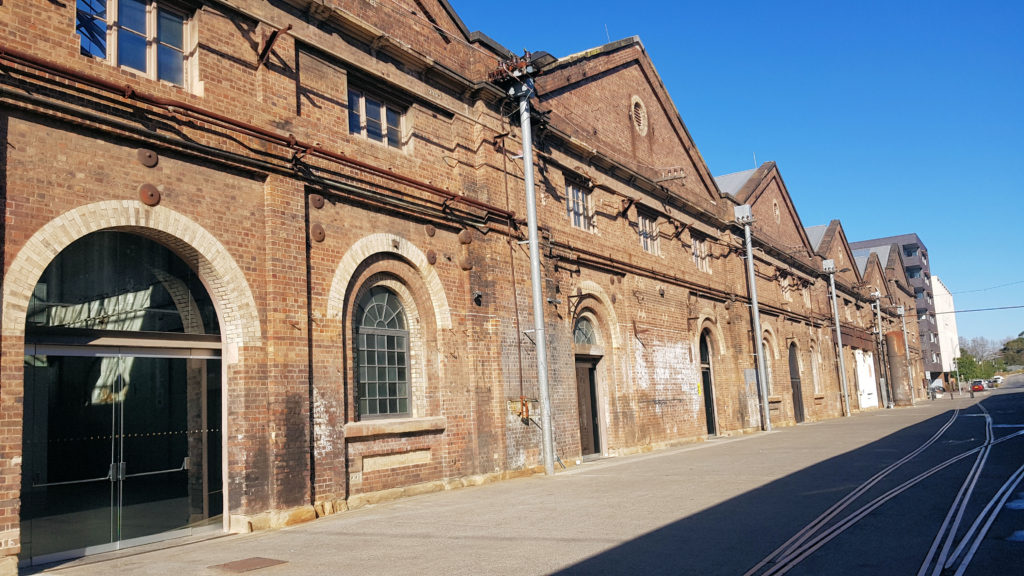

left=992, top=375, right=1004, bottom=385
left=929, top=382, right=946, bottom=398
left=971, top=382, right=986, bottom=392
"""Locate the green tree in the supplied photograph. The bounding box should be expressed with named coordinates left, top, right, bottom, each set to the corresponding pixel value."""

left=955, top=352, right=982, bottom=381
left=1000, top=332, right=1024, bottom=366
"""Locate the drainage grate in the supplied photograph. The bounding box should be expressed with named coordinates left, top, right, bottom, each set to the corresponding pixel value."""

left=211, top=557, right=288, bottom=573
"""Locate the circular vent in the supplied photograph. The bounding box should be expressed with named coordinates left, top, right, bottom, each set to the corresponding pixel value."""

left=630, top=96, right=648, bottom=136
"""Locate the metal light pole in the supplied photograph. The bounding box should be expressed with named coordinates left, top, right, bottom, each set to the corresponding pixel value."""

left=508, top=72, right=555, bottom=475
left=825, top=260, right=851, bottom=417
left=897, top=306, right=914, bottom=405
left=871, top=293, right=894, bottom=409
left=736, top=205, right=770, bottom=431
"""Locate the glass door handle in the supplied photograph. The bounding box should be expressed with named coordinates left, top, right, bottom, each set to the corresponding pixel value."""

left=32, top=463, right=115, bottom=487
left=121, top=457, right=189, bottom=479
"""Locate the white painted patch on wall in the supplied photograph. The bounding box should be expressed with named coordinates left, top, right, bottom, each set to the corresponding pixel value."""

left=312, top=387, right=332, bottom=459
left=634, top=344, right=650, bottom=390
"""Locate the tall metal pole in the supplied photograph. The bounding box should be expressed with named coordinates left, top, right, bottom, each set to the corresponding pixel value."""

left=898, top=306, right=914, bottom=404
left=872, top=296, right=894, bottom=408
left=736, top=206, right=770, bottom=432
left=511, top=77, right=555, bottom=475
left=825, top=261, right=851, bottom=417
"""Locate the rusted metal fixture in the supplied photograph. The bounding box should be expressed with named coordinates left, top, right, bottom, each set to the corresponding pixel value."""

left=257, top=24, right=293, bottom=68
left=458, top=230, right=473, bottom=245
left=309, top=194, right=325, bottom=209
left=426, top=249, right=437, bottom=265
left=310, top=223, right=326, bottom=243
left=137, top=148, right=158, bottom=167
left=425, top=224, right=436, bottom=237
left=0, top=46, right=516, bottom=222
left=459, top=254, right=473, bottom=271
left=139, top=184, right=161, bottom=206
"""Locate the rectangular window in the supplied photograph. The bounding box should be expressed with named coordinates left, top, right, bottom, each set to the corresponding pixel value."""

left=638, top=211, right=660, bottom=255
left=77, top=0, right=191, bottom=87
left=903, top=245, right=919, bottom=258
left=347, top=88, right=404, bottom=149
left=692, top=234, right=711, bottom=272
left=566, top=182, right=594, bottom=231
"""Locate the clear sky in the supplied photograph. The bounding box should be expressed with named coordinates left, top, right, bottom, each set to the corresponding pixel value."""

left=450, top=0, right=1024, bottom=342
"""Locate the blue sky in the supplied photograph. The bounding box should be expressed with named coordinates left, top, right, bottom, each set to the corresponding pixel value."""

left=450, top=0, right=1024, bottom=342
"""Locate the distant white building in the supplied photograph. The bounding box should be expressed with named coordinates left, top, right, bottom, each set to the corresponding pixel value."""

left=932, top=276, right=959, bottom=375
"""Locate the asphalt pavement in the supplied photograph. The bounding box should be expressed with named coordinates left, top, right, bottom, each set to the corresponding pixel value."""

left=32, top=375, right=1024, bottom=576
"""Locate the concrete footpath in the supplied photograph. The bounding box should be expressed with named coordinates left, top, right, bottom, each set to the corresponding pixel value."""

left=34, top=396, right=978, bottom=576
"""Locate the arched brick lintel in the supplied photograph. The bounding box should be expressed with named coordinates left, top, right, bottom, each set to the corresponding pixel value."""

left=1, top=200, right=262, bottom=347
left=327, top=233, right=452, bottom=330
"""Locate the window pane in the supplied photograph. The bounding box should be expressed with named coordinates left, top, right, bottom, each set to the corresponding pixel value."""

left=359, top=398, right=370, bottom=415
left=388, top=368, right=397, bottom=382
left=348, top=91, right=362, bottom=134
left=398, top=398, right=408, bottom=414
left=386, top=108, right=401, bottom=148
left=397, top=367, right=406, bottom=382
left=120, top=0, right=147, bottom=33
left=118, top=28, right=147, bottom=72
left=359, top=366, right=368, bottom=382
left=157, top=9, right=184, bottom=49
left=77, top=1, right=108, bottom=59
left=366, top=118, right=384, bottom=142
left=397, top=382, right=407, bottom=397
left=157, top=44, right=184, bottom=85
left=379, top=399, right=390, bottom=413
left=365, top=99, right=384, bottom=142
left=388, top=399, right=398, bottom=413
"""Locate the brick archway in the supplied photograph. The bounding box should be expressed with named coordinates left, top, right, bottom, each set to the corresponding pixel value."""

left=2, top=200, right=262, bottom=347
left=327, top=233, right=451, bottom=329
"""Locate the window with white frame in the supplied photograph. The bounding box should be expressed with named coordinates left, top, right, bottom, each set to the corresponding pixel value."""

left=348, top=88, right=404, bottom=149
left=692, top=234, right=711, bottom=272
left=638, top=210, right=660, bottom=255
left=566, top=181, right=594, bottom=231
left=76, top=0, right=194, bottom=87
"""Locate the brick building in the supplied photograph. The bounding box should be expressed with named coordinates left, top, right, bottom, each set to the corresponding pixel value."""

left=0, top=0, right=924, bottom=571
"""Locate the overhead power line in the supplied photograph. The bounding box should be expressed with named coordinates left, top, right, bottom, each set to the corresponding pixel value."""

left=953, top=279, right=1024, bottom=294
left=934, top=305, right=1024, bottom=315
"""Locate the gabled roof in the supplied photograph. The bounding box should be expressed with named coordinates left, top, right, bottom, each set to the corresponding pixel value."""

left=714, top=168, right=759, bottom=199
left=533, top=37, right=721, bottom=206
left=713, top=162, right=815, bottom=259
left=853, top=246, right=892, bottom=272
left=805, top=225, right=827, bottom=251
left=807, top=220, right=862, bottom=288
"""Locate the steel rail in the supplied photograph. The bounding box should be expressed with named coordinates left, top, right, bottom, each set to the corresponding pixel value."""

left=759, top=428, right=1024, bottom=576
left=744, top=409, right=961, bottom=576
left=920, top=405, right=993, bottom=576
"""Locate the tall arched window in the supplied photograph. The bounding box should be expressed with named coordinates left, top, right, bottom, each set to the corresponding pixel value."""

left=356, top=286, right=409, bottom=418
left=762, top=337, right=774, bottom=395
left=811, top=345, right=822, bottom=394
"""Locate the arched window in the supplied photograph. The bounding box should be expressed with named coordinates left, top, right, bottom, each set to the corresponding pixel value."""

left=762, top=337, right=774, bottom=395
left=574, top=316, right=597, bottom=345
left=811, top=345, right=822, bottom=394
left=356, top=286, right=409, bottom=418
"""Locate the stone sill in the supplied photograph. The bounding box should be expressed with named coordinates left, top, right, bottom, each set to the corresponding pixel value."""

left=344, top=416, right=447, bottom=438
left=768, top=396, right=784, bottom=403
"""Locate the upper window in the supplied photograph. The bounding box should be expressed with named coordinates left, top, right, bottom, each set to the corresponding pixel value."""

left=638, top=211, right=659, bottom=255
left=692, top=234, right=711, bottom=273
left=356, top=287, right=409, bottom=418
left=76, top=0, right=193, bottom=87
left=566, top=182, right=594, bottom=232
left=348, top=88, right=403, bottom=149
left=903, top=245, right=919, bottom=258
left=574, top=317, right=597, bottom=345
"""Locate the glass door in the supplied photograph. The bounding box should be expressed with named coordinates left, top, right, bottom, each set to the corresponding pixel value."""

left=21, top=346, right=221, bottom=565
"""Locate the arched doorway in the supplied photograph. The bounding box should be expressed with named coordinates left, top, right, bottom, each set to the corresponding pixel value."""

left=699, top=330, right=717, bottom=436
left=573, top=315, right=602, bottom=457
left=20, top=231, right=224, bottom=564
left=789, top=343, right=806, bottom=423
